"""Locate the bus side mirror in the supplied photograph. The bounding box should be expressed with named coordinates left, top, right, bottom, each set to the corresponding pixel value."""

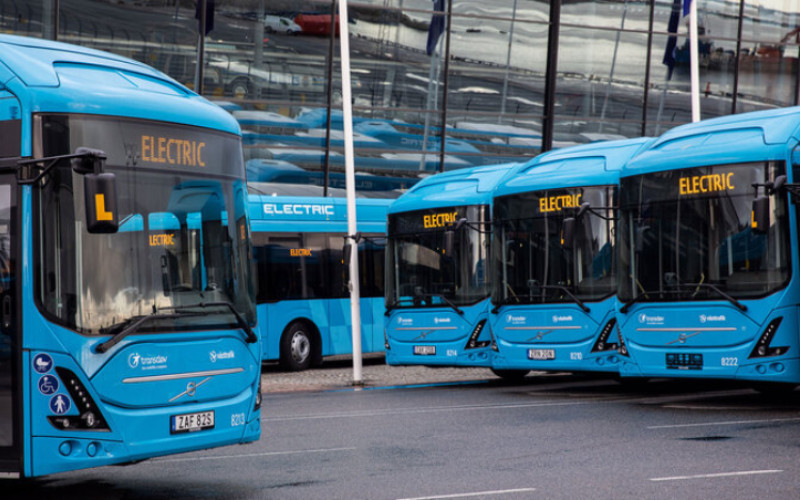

left=343, top=242, right=353, bottom=266
left=751, top=196, right=769, bottom=234
left=84, top=172, right=118, bottom=234
left=562, top=217, right=576, bottom=249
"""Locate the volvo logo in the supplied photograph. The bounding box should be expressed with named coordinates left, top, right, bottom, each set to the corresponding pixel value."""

left=413, top=330, right=434, bottom=341
left=527, top=330, right=553, bottom=342
left=169, top=377, right=211, bottom=402
left=666, top=331, right=701, bottom=345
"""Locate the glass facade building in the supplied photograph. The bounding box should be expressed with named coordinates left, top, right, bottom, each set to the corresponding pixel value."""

left=3, top=0, right=799, bottom=192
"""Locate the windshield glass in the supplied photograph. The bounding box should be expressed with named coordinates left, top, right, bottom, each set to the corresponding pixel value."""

left=386, top=205, right=489, bottom=308
left=33, top=114, right=255, bottom=335
left=492, top=186, right=616, bottom=305
left=618, top=161, right=789, bottom=303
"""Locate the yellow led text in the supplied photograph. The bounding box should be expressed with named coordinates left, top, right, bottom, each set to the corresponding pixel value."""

left=290, top=248, right=312, bottom=257
left=141, top=135, right=206, bottom=167
left=423, top=211, right=458, bottom=229
left=149, top=233, right=175, bottom=247
left=679, top=172, right=734, bottom=196
left=539, top=193, right=582, bottom=213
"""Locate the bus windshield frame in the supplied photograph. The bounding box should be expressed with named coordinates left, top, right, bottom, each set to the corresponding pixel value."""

left=491, top=185, right=617, bottom=306
left=386, top=205, right=490, bottom=309
left=32, top=113, right=256, bottom=336
left=617, top=161, right=790, bottom=304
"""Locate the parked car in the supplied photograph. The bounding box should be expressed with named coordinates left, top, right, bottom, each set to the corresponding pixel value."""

left=265, top=15, right=302, bottom=35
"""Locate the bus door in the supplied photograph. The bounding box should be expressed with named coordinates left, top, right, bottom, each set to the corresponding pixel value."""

left=0, top=168, right=20, bottom=475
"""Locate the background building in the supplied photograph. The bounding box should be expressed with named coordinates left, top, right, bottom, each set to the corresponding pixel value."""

left=3, top=0, right=799, bottom=194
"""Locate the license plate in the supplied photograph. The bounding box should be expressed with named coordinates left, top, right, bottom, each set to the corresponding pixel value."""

left=528, top=349, right=556, bottom=360
left=414, top=345, right=436, bottom=355
left=170, top=410, right=215, bottom=434
left=666, top=353, right=703, bottom=370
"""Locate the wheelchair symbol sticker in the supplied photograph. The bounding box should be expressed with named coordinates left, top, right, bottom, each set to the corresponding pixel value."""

left=38, top=375, right=59, bottom=395
left=49, top=394, right=71, bottom=415
left=33, top=353, right=53, bottom=374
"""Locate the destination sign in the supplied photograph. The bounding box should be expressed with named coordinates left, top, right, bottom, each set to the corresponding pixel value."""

left=539, top=193, right=582, bottom=213
left=423, top=211, right=458, bottom=229
left=141, top=136, right=206, bottom=168
left=149, top=233, right=176, bottom=247
left=679, top=172, right=735, bottom=196
left=263, top=203, right=335, bottom=217
left=290, top=248, right=312, bottom=257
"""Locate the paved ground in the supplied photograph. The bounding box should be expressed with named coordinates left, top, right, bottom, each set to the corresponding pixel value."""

left=260, top=354, right=535, bottom=393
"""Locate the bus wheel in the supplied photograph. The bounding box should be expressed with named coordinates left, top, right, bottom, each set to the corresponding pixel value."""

left=280, top=322, right=312, bottom=371
left=491, top=368, right=530, bottom=380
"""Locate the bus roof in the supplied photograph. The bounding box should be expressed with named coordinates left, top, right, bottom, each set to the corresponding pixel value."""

left=623, top=107, right=800, bottom=177
left=388, top=161, right=524, bottom=214
left=494, top=137, right=653, bottom=197
left=248, top=193, right=392, bottom=234
left=0, top=34, right=238, bottom=134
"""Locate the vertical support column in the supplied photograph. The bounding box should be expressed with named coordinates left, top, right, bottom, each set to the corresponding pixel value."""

left=542, top=0, right=561, bottom=152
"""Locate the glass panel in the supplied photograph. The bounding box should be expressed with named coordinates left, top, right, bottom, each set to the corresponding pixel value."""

left=618, top=162, right=789, bottom=303
left=0, top=182, right=12, bottom=447
left=34, top=115, right=255, bottom=335
left=387, top=205, right=489, bottom=308
left=493, top=186, right=615, bottom=305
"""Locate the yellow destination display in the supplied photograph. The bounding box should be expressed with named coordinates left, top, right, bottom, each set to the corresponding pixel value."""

left=290, top=248, right=313, bottom=257
left=149, top=233, right=175, bottom=247
left=423, top=211, right=458, bottom=229
left=679, top=172, right=735, bottom=196
left=141, top=135, right=206, bottom=167
left=539, top=193, right=582, bottom=213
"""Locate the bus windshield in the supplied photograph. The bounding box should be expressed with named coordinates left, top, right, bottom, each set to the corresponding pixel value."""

left=492, top=186, right=616, bottom=306
left=386, top=205, right=489, bottom=309
left=33, top=114, right=256, bottom=335
left=618, top=161, right=790, bottom=304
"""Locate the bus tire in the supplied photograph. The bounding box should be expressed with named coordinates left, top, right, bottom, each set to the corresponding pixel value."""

left=491, top=368, right=530, bottom=380
left=280, top=322, right=313, bottom=371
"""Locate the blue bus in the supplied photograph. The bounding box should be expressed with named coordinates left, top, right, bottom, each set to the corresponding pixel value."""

left=616, top=107, right=800, bottom=390
left=248, top=184, right=392, bottom=370
left=384, top=163, right=523, bottom=370
left=490, top=138, right=652, bottom=376
left=0, top=35, right=260, bottom=477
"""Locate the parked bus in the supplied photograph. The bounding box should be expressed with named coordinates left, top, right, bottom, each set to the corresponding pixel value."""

left=248, top=184, right=392, bottom=370
left=490, top=138, right=652, bottom=376
left=616, top=107, right=800, bottom=390
left=0, top=35, right=260, bottom=477
left=384, top=163, right=523, bottom=370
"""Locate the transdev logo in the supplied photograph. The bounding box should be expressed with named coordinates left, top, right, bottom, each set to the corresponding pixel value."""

left=210, top=350, right=235, bottom=363
left=434, top=317, right=451, bottom=324
left=128, top=352, right=167, bottom=369
left=638, top=313, right=665, bottom=325
left=506, top=314, right=526, bottom=325
left=552, top=315, right=573, bottom=323
left=699, top=314, right=726, bottom=323
left=397, top=316, right=413, bottom=326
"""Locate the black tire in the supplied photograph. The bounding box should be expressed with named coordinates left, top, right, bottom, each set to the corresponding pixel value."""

left=491, top=368, right=530, bottom=380
left=229, top=78, right=252, bottom=99
left=280, top=322, right=313, bottom=371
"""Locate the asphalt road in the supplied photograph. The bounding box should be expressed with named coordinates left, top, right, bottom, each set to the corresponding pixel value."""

left=6, top=367, right=800, bottom=499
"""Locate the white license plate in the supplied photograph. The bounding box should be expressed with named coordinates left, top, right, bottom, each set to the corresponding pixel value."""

left=171, top=410, right=215, bottom=434
left=528, top=349, right=556, bottom=360
left=414, top=345, right=436, bottom=355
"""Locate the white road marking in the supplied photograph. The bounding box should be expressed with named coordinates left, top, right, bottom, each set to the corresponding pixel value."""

left=650, top=470, right=783, bottom=482
left=647, top=417, right=800, bottom=429
left=263, top=400, right=595, bottom=422
left=151, top=447, right=357, bottom=463
left=397, top=487, right=537, bottom=500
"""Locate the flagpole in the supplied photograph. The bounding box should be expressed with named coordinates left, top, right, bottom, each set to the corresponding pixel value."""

left=688, top=0, right=700, bottom=122
left=337, top=0, right=363, bottom=386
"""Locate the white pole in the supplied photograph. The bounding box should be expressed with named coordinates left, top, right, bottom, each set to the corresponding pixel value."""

left=688, top=0, right=701, bottom=122
left=338, top=0, right=363, bottom=385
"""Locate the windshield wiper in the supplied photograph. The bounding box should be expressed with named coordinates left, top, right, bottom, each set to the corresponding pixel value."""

left=95, top=301, right=256, bottom=353
left=95, top=308, right=194, bottom=353
left=172, top=301, right=258, bottom=343
left=683, top=283, right=748, bottom=312
left=619, top=289, right=659, bottom=313
left=538, top=285, right=590, bottom=313
left=417, top=293, right=464, bottom=315
left=490, top=296, right=520, bottom=314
